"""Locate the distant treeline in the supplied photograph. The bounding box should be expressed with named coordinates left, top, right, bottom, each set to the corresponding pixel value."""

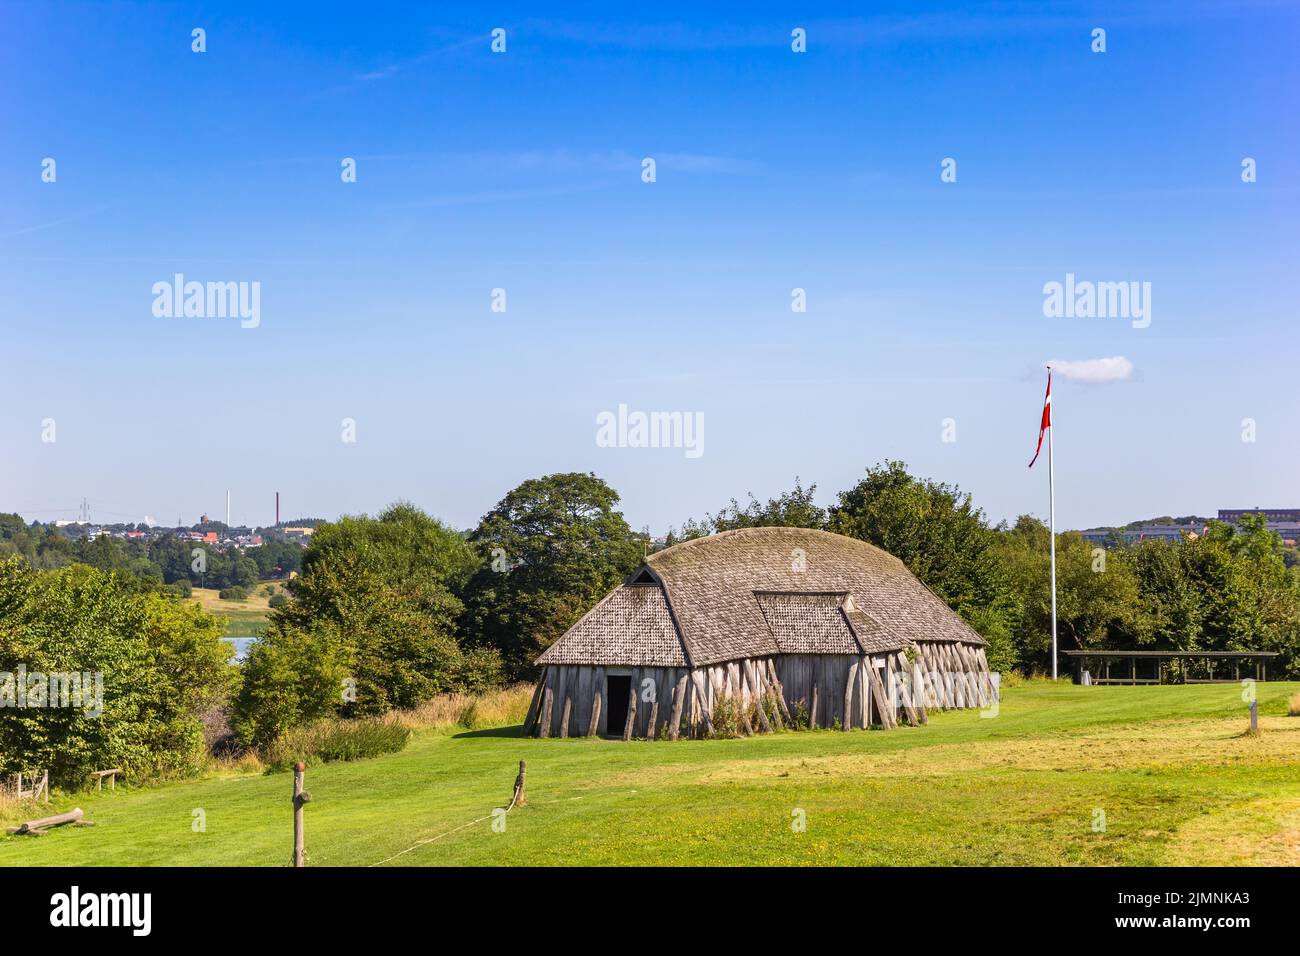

left=0, top=514, right=304, bottom=592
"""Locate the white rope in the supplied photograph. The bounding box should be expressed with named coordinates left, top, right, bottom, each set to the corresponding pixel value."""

left=367, top=779, right=525, bottom=867
left=366, top=786, right=631, bottom=866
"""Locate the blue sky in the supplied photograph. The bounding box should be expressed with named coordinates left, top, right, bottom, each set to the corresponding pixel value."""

left=2, top=1, right=1297, bottom=533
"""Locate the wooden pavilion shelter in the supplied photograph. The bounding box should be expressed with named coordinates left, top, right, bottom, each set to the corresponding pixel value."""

left=523, top=527, right=998, bottom=739
left=1063, top=649, right=1278, bottom=685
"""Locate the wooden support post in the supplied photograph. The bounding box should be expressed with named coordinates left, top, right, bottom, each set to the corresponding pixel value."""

left=623, top=671, right=638, bottom=741
left=866, top=663, right=894, bottom=729
left=668, top=672, right=687, bottom=740
left=554, top=666, right=570, bottom=736
left=559, top=693, right=573, bottom=739
left=646, top=686, right=660, bottom=741
left=862, top=657, right=874, bottom=726
left=902, top=653, right=927, bottom=725
left=1250, top=698, right=1258, bottom=734
left=538, top=673, right=554, bottom=739
left=690, top=669, right=713, bottom=737
left=748, top=662, right=772, bottom=733
left=292, top=762, right=311, bottom=868
left=738, top=664, right=754, bottom=736
left=809, top=682, right=820, bottom=730
left=522, top=680, right=544, bottom=736
left=588, top=666, right=605, bottom=737
left=843, top=662, right=856, bottom=730
left=766, top=659, right=793, bottom=722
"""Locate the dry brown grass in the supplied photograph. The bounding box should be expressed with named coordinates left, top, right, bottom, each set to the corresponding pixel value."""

left=207, top=751, right=266, bottom=775
left=395, top=683, right=535, bottom=732
left=0, top=789, right=48, bottom=828
left=1169, top=797, right=1300, bottom=866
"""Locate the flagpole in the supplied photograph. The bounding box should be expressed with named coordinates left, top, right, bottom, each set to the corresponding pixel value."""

left=1047, top=368, right=1058, bottom=680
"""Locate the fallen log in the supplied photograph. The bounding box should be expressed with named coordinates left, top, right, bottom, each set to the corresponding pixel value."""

left=6, top=807, right=94, bottom=836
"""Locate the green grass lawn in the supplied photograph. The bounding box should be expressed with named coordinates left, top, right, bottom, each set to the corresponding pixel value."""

left=4, top=681, right=1298, bottom=867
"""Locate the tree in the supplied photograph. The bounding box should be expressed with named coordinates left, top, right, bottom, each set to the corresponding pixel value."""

left=233, top=503, right=499, bottom=747
left=668, top=478, right=826, bottom=542
left=829, top=461, right=1016, bottom=630
left=460, top=473, right=644, bottom=678
left=288, top=502, right=476, bottom=632
left=992, top=516, right=1150, bottom=672
left=0, top=559, right=236, bottom=786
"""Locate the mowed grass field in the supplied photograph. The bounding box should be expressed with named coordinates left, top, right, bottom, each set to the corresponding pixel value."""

left=3, top=681, right=1298, bottom=867
left=189, top=583, right=286, bottom=635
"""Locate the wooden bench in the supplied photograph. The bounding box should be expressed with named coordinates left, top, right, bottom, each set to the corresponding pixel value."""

left=89, top=768, right=121, bottom=791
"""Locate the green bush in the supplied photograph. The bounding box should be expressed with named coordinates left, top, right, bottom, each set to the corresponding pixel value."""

left=231, top=622, right=348, bottom=750
left=710, top=694, right=744, bottom=739
left=218, top=585, right=250, bottom=601
left=0, top=559, right=237, bottom=787
left=761, top=689, right=784, bottom=731
left=262, top=716, right=411, bottom=772
left=790, top=699, right=810, bottom=731
left=267, top=594, right=288, bottom=609
left=234, top=558, right=505, bottom=748
left=168, top=578, right=193, bottom=598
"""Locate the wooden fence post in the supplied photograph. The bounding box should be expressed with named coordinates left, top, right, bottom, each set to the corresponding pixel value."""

left=292, top=762, right=312, bottom=867
left=1250, top=698, right=1258, bottom=734
left=513, top=760, right=527, bottom=808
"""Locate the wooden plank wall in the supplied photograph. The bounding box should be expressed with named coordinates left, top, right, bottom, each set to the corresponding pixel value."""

left=534, top=660, right=786, bottom=739
left=775, top=654, right=871, bottom=728
left=530, top=645, right=996, bottom=738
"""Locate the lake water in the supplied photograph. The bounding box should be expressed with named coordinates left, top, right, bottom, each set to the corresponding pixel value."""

left=225, top=636, right=258, bottom=661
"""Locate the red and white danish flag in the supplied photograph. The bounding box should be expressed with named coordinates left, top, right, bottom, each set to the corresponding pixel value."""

left=1028, top=370, right=1051, bottom=468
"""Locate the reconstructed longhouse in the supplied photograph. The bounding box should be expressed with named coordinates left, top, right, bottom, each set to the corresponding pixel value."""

left=523, top=527, right=998, bottom=739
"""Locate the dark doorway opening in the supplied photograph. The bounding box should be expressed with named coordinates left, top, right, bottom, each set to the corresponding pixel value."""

left=605, top=675, right=631, bottom=736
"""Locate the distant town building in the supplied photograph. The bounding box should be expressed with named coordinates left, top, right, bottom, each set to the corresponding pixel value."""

left=1081, top=524, right=1203, bottom=546
left=1269, top=522, right=1300, bottom=546
left=1219, top=508, right=1300, bottom=523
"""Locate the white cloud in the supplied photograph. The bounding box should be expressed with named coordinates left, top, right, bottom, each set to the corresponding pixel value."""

left=1046, top=356, right=1134, bottom=384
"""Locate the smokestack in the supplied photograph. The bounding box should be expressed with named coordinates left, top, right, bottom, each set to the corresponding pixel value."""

left=276, top=491, right=280, bottom=526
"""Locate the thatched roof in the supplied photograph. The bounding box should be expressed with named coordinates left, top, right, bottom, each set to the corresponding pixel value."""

left=538, top=527, right=986, bottom=667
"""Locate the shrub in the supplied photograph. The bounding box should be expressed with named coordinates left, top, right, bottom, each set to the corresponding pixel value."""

left=267, top=594, right=288, bottom=609
left=263, top=716, right=411, bottom=772
left=0, top=560, right=237, bottom=787
left=231, top=622, right=349, bottom=750
left=790, top=698, right=811, bottom=731
left=218, top=585, right=250, bottom=601
left=711, top=694, right=744, bottom=739
left=234, top=571, right=506, bottom=747
left=169, top=578, right=193, bottom=598
left=761, top=690, right=784, bottom=731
